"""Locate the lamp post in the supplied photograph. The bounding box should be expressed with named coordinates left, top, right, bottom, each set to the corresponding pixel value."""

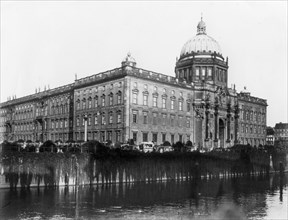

left=84, top=114, right=88, bottom=142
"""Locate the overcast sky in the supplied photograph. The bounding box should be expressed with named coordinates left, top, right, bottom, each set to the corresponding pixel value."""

left=1, top=1, right=287, bottom=126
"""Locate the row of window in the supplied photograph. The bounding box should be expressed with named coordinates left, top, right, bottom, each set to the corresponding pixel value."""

left=240, top=110, right=265, bottom=123
left=14, top=123, right=35, bottom=132
left=132, top=93, right=190, bottom=111
left=132, top=110, right=191, bottom=128
left=76, top=111, right=122, bottom=127
left=76, top=82, right=123, bottom=96
left=50, top=104, right=69, bottom=115
left=51, top=119, right=70, bottom=129
left=74, top=130, right=122, bottom=142
left=76, top=92, right=122, bottom=110
left=132, top=131, right=190, bottom=144
left=177, top=67, right=226, bottom=82
left=240, top=123, right=266, bottom=135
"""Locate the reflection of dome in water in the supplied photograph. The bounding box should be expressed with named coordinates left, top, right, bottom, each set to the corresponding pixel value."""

left=180, top=17, right=222, bottom=58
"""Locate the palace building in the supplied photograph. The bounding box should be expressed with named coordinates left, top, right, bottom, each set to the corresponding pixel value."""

left=0, top=18, right=267, bottom=149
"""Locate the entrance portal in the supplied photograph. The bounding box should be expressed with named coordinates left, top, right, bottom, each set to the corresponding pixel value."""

left=219, top=119, right=225, bottom=148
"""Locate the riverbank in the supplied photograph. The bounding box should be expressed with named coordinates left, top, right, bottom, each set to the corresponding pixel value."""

left=2, top=145, right=285, bottom=189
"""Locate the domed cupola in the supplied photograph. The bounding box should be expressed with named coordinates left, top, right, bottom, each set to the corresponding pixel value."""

left=197, top=17, right=206, bottom=35
left=180, top=17, right=222, bottom=59
left=175, top=17, right=229, bottom=87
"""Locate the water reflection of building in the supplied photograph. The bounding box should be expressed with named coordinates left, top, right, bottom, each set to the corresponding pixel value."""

left=0, top=17, right=267, bottom=149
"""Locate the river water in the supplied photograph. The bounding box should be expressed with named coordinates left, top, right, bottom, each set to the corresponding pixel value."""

left=0, top=173, right=287, bottom=220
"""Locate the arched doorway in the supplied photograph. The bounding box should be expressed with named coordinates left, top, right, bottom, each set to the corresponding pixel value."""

left=219, top=119, right=225, bottom=148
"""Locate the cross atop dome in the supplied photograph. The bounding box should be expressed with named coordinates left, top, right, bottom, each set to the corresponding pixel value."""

left=197, top=14, right=206, bottom=35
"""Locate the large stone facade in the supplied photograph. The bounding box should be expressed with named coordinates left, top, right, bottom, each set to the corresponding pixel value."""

left=0, top=18, right=267, bottom=149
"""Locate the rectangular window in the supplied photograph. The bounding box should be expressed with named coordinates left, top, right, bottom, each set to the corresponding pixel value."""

left=76, top=118, right=80, bottom=127
left=52, top=121, right=55, bottom=129
left=179, top=101, right=183, bottom=111
left=109, top=113, right=113, bottom=124
left=195, top=67, right=200, bottom=79
left=95, top=97, right=98, bottom=107
left=88, top=117, right=91, bottom=126
left=143, top=111, right=148, bottom=124
left=171, top=134, right=174, bottom=144
left=152, top=133, right=157, bottom=143
left=94, top=115, right=98, bottom=125
left=93, top=131, right=98, bottom=140
left=162, top=133, right=166, bottom=142
left=178, top=116, right=183, bottom=127
left=187, top=102, right=191, bottom=112
left=116, top=130, right=121, bottom=142
left=162, top=98, right=166, bottom=109
left=143, top=132, right=148, bottom=142
left=101, top=131, right=105, bottom=142
left=117, top=112, right=121, bottom=123
left=153, top=113, right=157, bottom=125
left=186, top=118, right=190, bottom=128
left=83, top=101, right=86, bottom=109
left=162, top=114, right=167, bottom=125
left=88, top=100, right=92, bottom=108
left=143, top=94, right=148, bottom=106
left=208, top=67, right=212, bottom=79
left=132, top=111, right=138, bottom=123
left=132, top=93, right=137, bottom=104
left=179, top=134, right=183, bottom=142
left=107, top=131, right=112, bottom=141
left=101, top=114, right=105, bottom=125
left=171, top=115, right=175, bottom=126
left=131, top=132, right=137, bottom=143
left=82, top=118, right=85, bottom=126
left=153, top=96, right=157, bottom=107
left=117, top=93, right=121, bottom=104
left=171, top=100, right=175, bottom=110
left=201, top=68, right=206, bottom=79
left=102, top=96, right=105, bottom=107
left=109, top=96, right=113, bottom=106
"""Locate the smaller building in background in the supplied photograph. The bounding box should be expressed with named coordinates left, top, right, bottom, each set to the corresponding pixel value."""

left=266, top=126, right=275, bottom=145
left=274, top=122, right=288, bottom=146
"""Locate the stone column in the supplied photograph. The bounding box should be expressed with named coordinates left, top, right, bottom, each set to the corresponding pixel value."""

left=234, top=105, right=239, bottom=144
left=226, top=111, right=231, bottom=143
left=84, top=114, right=88, bottom=142
left=214, top=105, right=219, bottom=143
left=205, top=104, right=210, bottom=141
